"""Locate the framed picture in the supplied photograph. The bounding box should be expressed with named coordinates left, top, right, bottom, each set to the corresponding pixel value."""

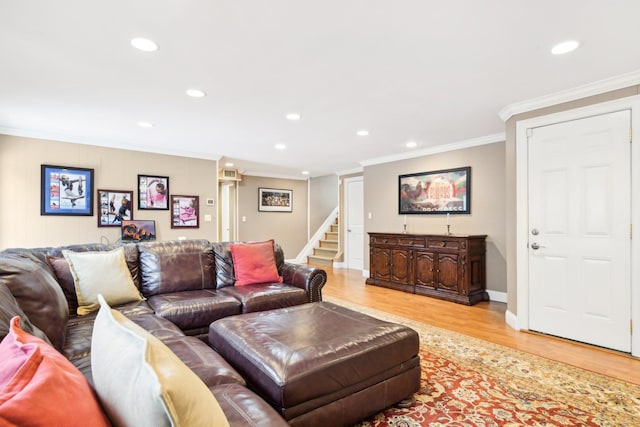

left=258, top=188, right=293, bottom=212
left=41, top=164, right=94, bottom=216
left=97, top=189, right=133, bottom=227
left=171, top=195, right=199, bottom=228
left=399, top=166, right=471, bottom=214
left=121, top=219, right=156, bottom=242
left=138, top=174, right=169, bottom=210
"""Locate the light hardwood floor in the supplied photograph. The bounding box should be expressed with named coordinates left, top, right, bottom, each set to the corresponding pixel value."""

left=321, top=267, right=640, bottom=385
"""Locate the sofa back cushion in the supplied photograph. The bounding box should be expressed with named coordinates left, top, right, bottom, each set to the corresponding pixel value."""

left=0, top=283, right=51, bottom=345
left=212, top=241, right=286, bottom=289
left=139, top=239, right=215, bottom=297
left=31, top=243, right=141, bottom=290
left=0, top=252, right=68, bottom=351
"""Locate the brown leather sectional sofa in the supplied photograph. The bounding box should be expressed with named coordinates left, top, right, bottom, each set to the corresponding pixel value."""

left=0, top=239, right=327, bottom=426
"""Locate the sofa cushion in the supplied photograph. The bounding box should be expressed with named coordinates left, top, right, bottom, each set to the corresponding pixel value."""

left=63, top=248, right=143, bottom=315
left=92, top=296, right=229, bottom=427
left=0, top=283, right=51, bottom=345
left=0, top=252, right=68, bottom=351
left=139, top=239, right=215, bottom=296
left=47, top=255, right=79, bottom=314
left=229, top=240, right=283, bottom=286
left=219, top=284, right=308, bottom=313
left=146, top=289, right=241, bottom=331
left=0, top=316, right=109, bottom=427
left=210, top=383, right=290, bottom=427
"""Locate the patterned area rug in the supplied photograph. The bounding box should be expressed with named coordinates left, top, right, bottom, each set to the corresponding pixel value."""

left=323, top=297, right=640, bottom=427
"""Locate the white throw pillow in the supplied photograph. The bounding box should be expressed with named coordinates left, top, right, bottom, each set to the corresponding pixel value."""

left=62, top=248, right=143, bottom=315
left=91, top=295, right=229, bottom=427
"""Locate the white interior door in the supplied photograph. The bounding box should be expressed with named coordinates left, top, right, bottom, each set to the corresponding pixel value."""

left=345, top=177, right=364, bottom=270
left=528, top=110, right=631, bottom=352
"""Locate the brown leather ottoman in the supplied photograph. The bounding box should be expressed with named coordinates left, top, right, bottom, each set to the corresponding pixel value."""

left=208, top=302, right=420, bottom=427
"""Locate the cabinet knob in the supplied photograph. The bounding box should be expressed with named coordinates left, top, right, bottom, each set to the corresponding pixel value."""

left=440, top=241, right=446, bottom=247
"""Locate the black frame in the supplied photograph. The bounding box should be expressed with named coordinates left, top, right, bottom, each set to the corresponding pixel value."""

left=171, top=195, right=199, bottom=228
left=98, top=189, right=133, bottom=227
left=41, top=164, right=94, bottom=216
left=138, top=174, right=169, bottom=210
left=258, top=187, right=293, bottom=212
left=399, top=166, right=471, bottom=214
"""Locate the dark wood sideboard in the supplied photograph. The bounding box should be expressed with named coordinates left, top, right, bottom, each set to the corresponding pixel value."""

left=366, top=232, right=488, bottom=305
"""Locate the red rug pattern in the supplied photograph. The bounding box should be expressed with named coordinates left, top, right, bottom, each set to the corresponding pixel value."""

left=358, top=346, right=604, bottom=426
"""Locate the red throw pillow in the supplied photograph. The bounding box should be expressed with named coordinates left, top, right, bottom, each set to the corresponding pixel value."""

left=229, top=240, right=283, bottom=287
left=0, top=316, right=110, bottom=426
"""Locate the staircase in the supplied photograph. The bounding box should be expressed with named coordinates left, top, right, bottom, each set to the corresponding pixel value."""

left=307, top=218, right=338, bottom=267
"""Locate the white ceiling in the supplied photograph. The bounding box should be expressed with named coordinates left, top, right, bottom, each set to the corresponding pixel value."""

left=1, top=1, right=640, bottom=179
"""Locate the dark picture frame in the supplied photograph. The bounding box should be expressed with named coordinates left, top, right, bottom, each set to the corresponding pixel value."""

left=171, top=195, right=199, bottom=228
left=258, top=187, right=293, bottom=212
left=138, top=174, right=169, bottom=210
left=41, top=164, right=94, bottom=216
left=399, top=166, right=471, bottom=214
left=97, top=189, right=133, bottom=227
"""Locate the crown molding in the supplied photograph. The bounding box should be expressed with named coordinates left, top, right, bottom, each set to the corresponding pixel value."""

left=498, top=69, right=640, bottom=122
left=335, top=166, right=363, bottom=176
left=0, top=126, right=221, bottom=161
left=359, top=133, right=505, bottom=168
left=239, top=170, right=309, bottom=181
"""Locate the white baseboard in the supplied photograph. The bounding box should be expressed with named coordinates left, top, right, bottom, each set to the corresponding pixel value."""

left=362, top=269, right=369, bottom=277
left=505, top=309, right=519, bottom=331
left=333, top=262, right=344, bottom=269
left=486, top=290, right=507, bottom=303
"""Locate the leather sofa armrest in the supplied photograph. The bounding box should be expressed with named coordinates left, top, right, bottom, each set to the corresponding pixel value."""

left=280, top=263, right=327, bottom=303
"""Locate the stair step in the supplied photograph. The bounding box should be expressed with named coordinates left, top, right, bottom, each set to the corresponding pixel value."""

left=330, top=224, right=339, bottom=233
left=325, top=231, right=338, bottom=241
left=307, top=254, right=334, bottom=267
left=314, top=247, right=337, bottom=258
left=320, top=240, right=338, bottom=249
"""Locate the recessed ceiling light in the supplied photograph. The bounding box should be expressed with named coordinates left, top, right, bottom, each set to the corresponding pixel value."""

left=302, top=171, right=310, bottom=175
left=130, top=37, right=159, bottom=52
left=186, top=89, right=206, bottom=98
left=225, top=162, right=234, bottom=167
left=551, top=40, right=580, bottom=55
left=285, top=113, right=301, bottom=121
left=406, top=141, right=417, bottom=148
left=138, top=121, right=154, bottom=128
left=274, top=143, right=286, bottom=150
left=356, top=130, right=369, bottom=136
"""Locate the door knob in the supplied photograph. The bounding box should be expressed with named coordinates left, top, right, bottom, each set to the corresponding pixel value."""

left=530, top=242, right=546, bottom=250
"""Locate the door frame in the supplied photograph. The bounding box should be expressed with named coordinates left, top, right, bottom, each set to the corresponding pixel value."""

left=344, top=175, right=364, bottom=271
left=515, top=95, right=640, bottom=357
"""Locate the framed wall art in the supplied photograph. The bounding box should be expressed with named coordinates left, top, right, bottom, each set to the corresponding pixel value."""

left=98, top=189, right=133, bottom=227
left=399, top=166, right=470, bottom=214
left=258, top=188, right=292, bottom=212
left=138, top=174, right=169, bottom=210
left=171, top=195, right=199, bottom=228
left=41, top=164, right=94, bottom=216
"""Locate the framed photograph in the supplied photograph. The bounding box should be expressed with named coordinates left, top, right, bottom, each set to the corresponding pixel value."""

left=121, top=219, right=156, bottom=242
left=97, top=189, right=133, bottom=227
left=171, top=195, right=199, bottom=228
left=41, top=164, right=94, bottom=216
left=399, top=166, right=471, bottom=214
left=138, top=174, right=169, bottom=210
left=258, top=188, right=293, bottom=212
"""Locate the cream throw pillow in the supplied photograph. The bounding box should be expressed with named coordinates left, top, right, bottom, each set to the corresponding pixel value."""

left=91, top=295, right=229, bottom=427
left=62, top=248, right=143, bottom=315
